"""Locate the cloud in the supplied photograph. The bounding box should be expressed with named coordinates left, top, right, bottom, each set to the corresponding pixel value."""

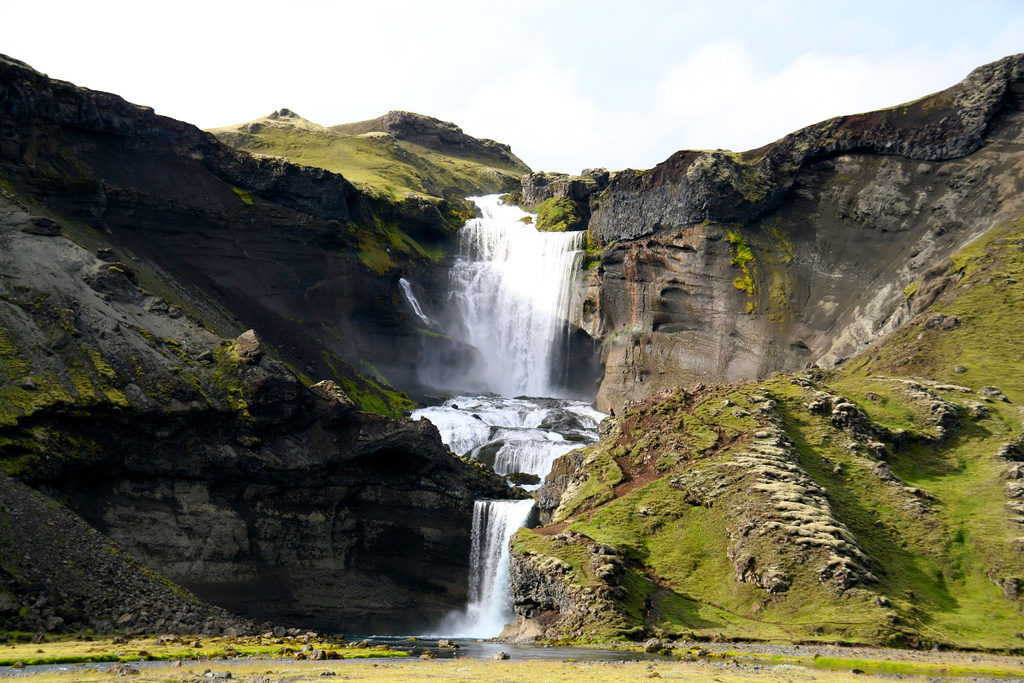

left=452, top=62, right=618, bottom=174
left=655, top=42, right=997, bottom=154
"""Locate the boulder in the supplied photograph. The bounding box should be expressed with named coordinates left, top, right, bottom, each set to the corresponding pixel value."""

left=310, top=380, right=355, bottom=408
left=643, top=638, right=664, bottom=653
left=235, top=329, right=263, bottom=362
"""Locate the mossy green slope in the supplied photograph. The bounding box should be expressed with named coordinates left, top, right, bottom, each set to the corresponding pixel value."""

left=209, top=110, right=529, bottom=200
left=520, top=218, right=1024, bottom=650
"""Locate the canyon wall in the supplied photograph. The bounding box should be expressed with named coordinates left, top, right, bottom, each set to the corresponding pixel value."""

left=576, top=54, right=1024, bottom=412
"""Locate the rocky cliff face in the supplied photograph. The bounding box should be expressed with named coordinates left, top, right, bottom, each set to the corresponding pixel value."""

left=502, top=54, right=1024, bottom=649
left=0, top=56, right=513, bottom=633
left=578, top=53, right=1024, bottom=412
left=0, top=470, right=255, bottom=636
left=0, top=54, right=472, bottom=409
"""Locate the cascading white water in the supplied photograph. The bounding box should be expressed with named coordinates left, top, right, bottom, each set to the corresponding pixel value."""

left=448, top=195, right=585, bottom=397
left=432, top=498, right=535, bottom=637
left=414, top=396, right=604, bottom=481
left=398, top=277, right=438, bottom=329
left=412, top=195, right=604, bottom=639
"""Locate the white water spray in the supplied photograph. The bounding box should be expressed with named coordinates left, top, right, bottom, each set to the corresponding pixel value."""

left=448, top=195, right=585, bottom=397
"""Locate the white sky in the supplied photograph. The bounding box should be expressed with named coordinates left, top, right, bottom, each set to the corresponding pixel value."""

left=2, top=1, right=1022, bottom=173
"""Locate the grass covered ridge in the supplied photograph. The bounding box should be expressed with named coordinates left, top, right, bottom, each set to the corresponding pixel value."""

left=210, top=114, right=527, bottom=201
left=523, top=218, right=1024, bottom=650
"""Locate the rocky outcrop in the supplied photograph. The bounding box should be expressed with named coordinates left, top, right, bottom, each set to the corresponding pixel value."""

left=330, top=110, right=530, bottom=175
left=0, top=187, right=510, bottom=633
left=582, top=53, right=1024, bottom=413
left=588, top=54, right=1024, bottom=244
left=0, top=53, right=473, bottom=405
left=518, top=168, right=610, bottom=210
left=509, top=530, right=629, bottom=640
left=0, top=472, right=254, bottom=636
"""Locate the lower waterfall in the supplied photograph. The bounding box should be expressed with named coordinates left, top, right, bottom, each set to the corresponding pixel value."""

left=412, top=195, right=602, bottom=638
left=433, top=499, right=535, bottom=637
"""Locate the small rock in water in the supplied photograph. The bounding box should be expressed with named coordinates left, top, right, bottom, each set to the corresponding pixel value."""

left=492, top=651, right=510, bottom=660
left=643, top=638, right=663, bottom=653
left=437, top=639, right=456, bottom=648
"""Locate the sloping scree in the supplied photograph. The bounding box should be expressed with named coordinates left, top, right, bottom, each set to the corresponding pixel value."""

left=0, top=472, right=255, bottom=636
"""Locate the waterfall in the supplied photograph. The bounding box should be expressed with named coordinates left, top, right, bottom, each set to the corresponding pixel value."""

left=398, top=277, right=438, bottom=329
left=448, top=195, right=585, bottom=397
left=415, top=396, right=604, bottom=481
left=434, top=499, right=535, bottom=637
left=412, top=195, right=603, bottom=639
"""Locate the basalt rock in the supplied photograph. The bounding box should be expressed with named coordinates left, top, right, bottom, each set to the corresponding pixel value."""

left=519, top=168, right=610, bottom=210
left=582, top=53, right=1024, bottom=412
left=588, top=54, right=1024, bottom=245
left=0, top=471, right=255, bottom=636
left=0, top=187, right=511, bottom=633
left=0, top=53, right=473, bottom=404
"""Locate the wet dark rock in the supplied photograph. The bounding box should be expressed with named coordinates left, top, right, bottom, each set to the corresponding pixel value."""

left=505, top=472, right=541, bottom=486
left=21, top=216, right=60, bottom=235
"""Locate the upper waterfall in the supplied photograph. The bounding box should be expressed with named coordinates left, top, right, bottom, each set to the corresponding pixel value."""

left=448, top=195, right=586, bottom=397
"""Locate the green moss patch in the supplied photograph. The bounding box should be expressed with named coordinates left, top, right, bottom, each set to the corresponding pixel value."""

left=727, top=229, right=756, bottom=313
left=534, top=197, right=586, bottom=233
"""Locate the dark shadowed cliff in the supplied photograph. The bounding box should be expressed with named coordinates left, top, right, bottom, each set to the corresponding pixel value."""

left=0, top=54, right=513, bottom=633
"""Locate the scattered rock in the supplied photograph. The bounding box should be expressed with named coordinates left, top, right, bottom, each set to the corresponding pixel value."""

left=954, top=365, right=967, bottom=374
left=643, top=638, right=664, bottom=653
left=437, top=639, right=456, bottom=648
left=21, top=216, right=60, bottom=236
left=235, top=329, right=263, bottom=362
left=109, top=663, right=140, bottom=676
left=492, top=651, right=510, bottom=660
left=980, top=385, right=1009, bottom=402
left=310, top=379, right=355, bottom=407
left=871, top=461, right=898, bottom=482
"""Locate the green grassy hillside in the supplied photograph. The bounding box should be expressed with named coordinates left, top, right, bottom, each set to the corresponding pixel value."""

left=209, top=110, right=529, bottom=200
left=517, top=218, right=1024, bottom=650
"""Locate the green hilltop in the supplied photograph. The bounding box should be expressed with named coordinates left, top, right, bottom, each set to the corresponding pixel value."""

left=209, top=108, right=530, bottom=200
